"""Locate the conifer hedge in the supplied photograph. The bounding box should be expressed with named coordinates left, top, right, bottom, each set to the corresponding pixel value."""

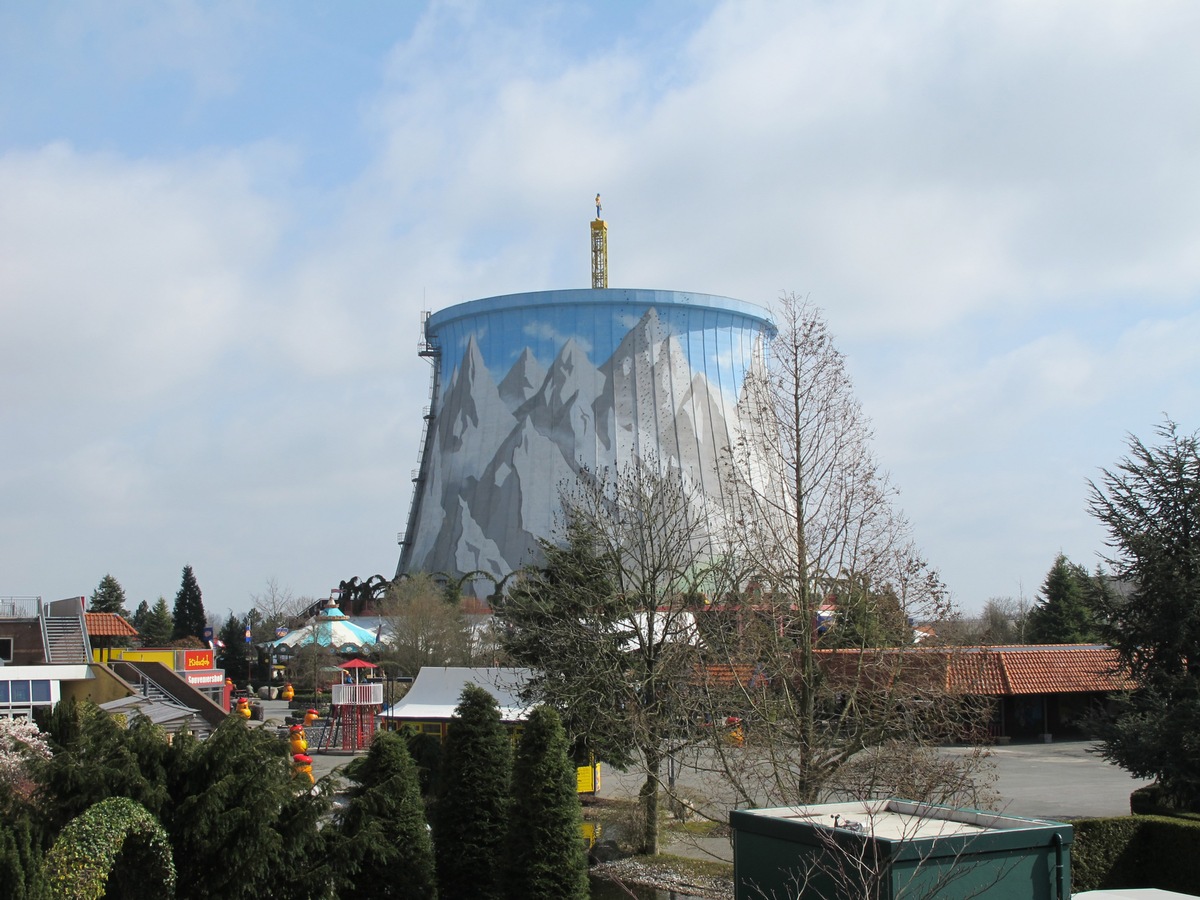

left=434, top=684, right=512, bottom=900
left=336, top=730, right=436, bottom=899
left=505, top=706, right=589, bottom=900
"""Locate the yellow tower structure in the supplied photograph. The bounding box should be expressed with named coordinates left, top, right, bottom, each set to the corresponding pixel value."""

left=591, top=193, right=608, bottom=289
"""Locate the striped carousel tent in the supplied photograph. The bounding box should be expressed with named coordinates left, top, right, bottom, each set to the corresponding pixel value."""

left=269, top=601, right=381, bottom=655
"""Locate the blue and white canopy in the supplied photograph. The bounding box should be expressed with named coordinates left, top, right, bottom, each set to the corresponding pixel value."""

left=269, top=606, right=381, bottom=655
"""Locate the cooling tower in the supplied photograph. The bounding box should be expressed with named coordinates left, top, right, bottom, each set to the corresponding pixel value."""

left=396, top=288, right=775, bottom=585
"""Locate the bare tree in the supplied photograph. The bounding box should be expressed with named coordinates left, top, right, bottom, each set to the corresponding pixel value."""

left=376, top=572, right=474, bottom=677
left=499, top=296, right=992, bottom=857
left=248, top=578, right=309, bottom=640
left=684, top=294, right=989, bottom=816
left=979, top=596, right=1032, bottom=644
left=938, top=596, right=1033, bottom=646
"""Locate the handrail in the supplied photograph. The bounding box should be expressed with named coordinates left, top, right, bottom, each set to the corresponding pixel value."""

left=40, top=607, right=51, bottom=662
left=0, top=597, right=42, bottom=619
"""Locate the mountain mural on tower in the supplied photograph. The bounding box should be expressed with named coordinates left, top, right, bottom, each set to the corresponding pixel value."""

left=404, top=306, right=765, bottom=585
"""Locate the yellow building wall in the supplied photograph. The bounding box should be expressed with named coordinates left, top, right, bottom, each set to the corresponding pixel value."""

left=61, top=664, right=136, bottom=706
left=92, top=648, right=174, bottom=666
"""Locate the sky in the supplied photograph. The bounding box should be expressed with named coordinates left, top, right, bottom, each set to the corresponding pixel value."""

left=3, top=0, right=1199, bottom=619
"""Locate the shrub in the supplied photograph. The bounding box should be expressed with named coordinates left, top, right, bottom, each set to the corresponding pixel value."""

left=1072, top=817, right=1147, bottom=892
left=1130, top=782, right=1200, bottom=816
left=0, top=814, right=41, bottom=900
left=1073, top=815, right=1200, bottom=895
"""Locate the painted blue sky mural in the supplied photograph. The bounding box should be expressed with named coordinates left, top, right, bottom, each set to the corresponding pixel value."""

left=400, top=289, right=774, bottom=580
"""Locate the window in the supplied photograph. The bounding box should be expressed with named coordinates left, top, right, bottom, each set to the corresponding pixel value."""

left=0, top=637, right=12, bottom=663
left=0, top=681, right=52, bottom=706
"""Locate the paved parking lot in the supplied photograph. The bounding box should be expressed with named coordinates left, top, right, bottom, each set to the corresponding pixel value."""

left=594, top=739, right=1151, bottom=823
left=592, top=739, right=1152, bottom=862
left=945, top=739, right=1153, bottom=820
left=257, top=692, right=1149, bottom=824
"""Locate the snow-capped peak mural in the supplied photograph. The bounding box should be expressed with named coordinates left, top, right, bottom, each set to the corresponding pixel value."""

left=397, top=289, right=775, bottom=589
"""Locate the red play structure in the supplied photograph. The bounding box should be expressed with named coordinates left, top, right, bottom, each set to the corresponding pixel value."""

left=318, top=658, right=383, bottom=752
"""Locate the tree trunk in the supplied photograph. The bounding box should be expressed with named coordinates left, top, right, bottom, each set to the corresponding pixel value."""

left=639, top=749, right=660, bottom=855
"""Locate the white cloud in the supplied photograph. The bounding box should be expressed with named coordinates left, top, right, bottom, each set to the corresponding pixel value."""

left=5, top=0, right=1200, bottom=613
left=0, top=143, right=280, bottom=413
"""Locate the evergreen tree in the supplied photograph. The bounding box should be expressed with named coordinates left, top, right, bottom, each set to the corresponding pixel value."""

left=498, top=518, right=633, bottom=769
left=171, top=565, right=207, bottom=642
left=435, top=684, right=512, bottom=900
left=35, top=701, right=166, bottom=834
left=160, top=718, right=330, bottom=900
left=335, top=730, right=436, bottom=899
left=824, top=576, right=912, bottom=648
left=1027, top=553, right=1099, bottom=644
left=139, top=597, right=174, bottom=647
left=407, top=730, right=443, bottom=798
left=89, top=573, right=129, bottom=617
left=1089, top=420, right=1200, bottom=809
left=0, top=815, right=40, bottom=900
left=505, top=706, right=588, bottom=900
left=217, top=613, right=250, bottom=679
left=33, top=702, right=329, bottom=900
left=132, top=599, right=151, bottom=631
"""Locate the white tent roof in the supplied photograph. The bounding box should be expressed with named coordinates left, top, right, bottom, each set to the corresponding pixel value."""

left=378, top=666, right=533, bottom=723
left=615, top=610, right=702, bottom=651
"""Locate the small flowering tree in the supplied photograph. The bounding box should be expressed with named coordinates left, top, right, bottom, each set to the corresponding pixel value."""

left=0, top=717, right=51, bottom=797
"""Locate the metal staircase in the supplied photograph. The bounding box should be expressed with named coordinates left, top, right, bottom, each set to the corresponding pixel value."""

left=42, top=615, right=90, bottom=664
left=397, top=311, right=442, bottom=576
left=109, top=663, right=173, bottom=703
left=108, top=660, right=227, bottom=732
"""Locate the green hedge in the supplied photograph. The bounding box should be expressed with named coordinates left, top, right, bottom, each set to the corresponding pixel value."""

left=1129, top=783, right=1200, bottom=817
left=1073, top=815, right=1200, bottom=895
left=39, top=797, right=174, bottom=900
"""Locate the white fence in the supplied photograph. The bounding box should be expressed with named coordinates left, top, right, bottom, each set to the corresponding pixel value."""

left=331, top=682, right=384, bottom=706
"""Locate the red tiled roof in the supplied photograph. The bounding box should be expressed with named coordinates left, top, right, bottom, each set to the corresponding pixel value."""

left=816, top=644, right=1134, bottom=697
left=945, top=651, right=1009, bottom=695
left=85, top=612, right=139, bottom=637
left=700, top=645, right=1134, bottom=698
left=984, top=645, right=1134, bottom=695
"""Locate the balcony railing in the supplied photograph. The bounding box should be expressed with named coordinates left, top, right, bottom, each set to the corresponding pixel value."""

left=331, top=682, right=384, bottom=706
left=0, top=597, right=41, bottom=619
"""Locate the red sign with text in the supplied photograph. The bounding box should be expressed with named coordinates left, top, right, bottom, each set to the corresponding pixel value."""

left=182, top=650, right=214, bottom=670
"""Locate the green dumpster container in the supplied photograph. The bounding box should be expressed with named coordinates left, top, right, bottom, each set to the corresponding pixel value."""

left=731, top=798, right=1072, bottom=899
